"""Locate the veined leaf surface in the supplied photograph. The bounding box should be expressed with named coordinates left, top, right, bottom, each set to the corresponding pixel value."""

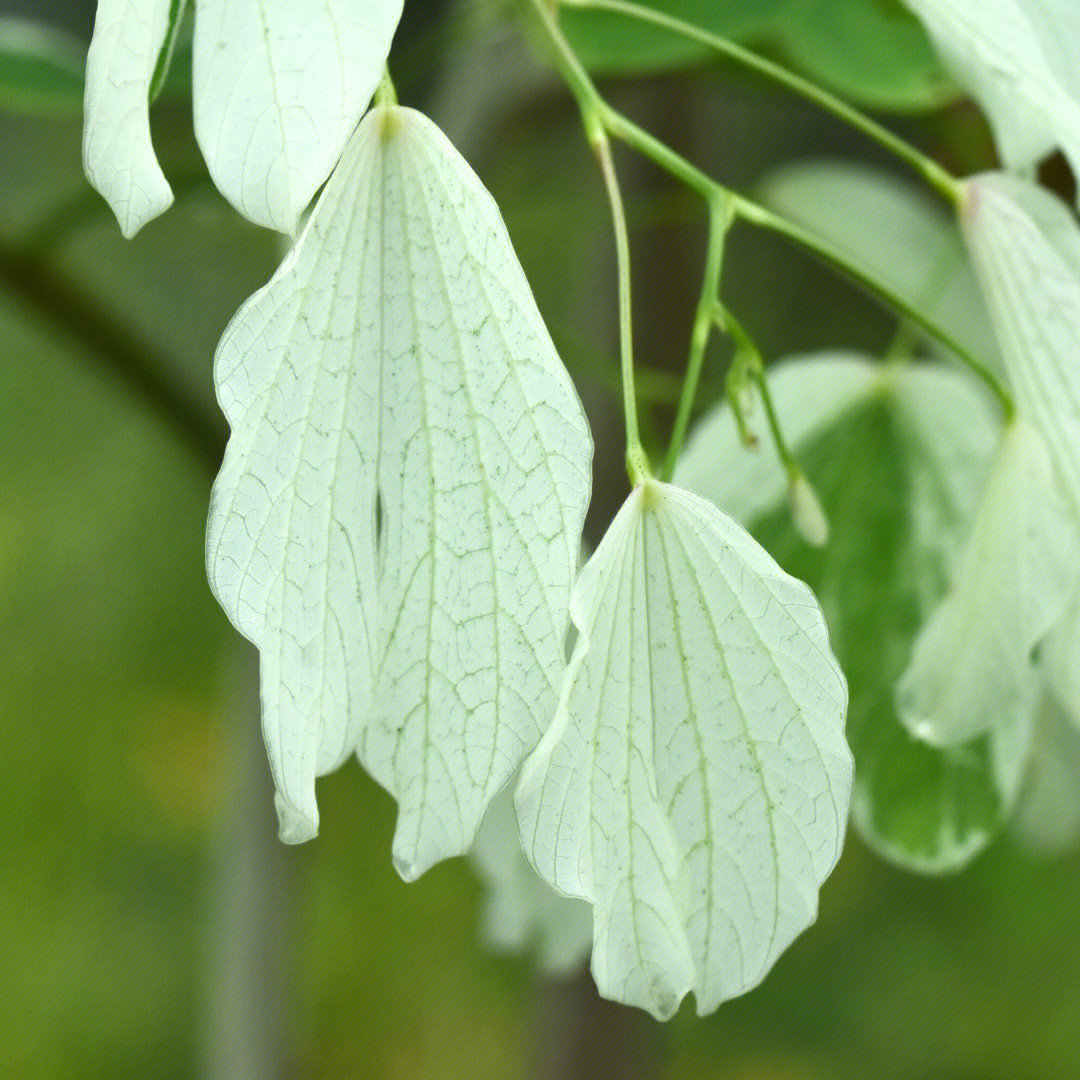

left=192, top=0, right=403, bottom=233
left=206, top=106, right=592, bottom=878
left=903, top=0, right=1080, bottom=180
left=678, top=354, right=1019, bottom=872
left=83, top=0, right=175, bottom=237
left=516, top=480, right=851, bottom=1019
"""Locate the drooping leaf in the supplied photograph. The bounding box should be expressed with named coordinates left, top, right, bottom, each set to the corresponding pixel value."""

left=0, top=17, right=84, bottom=117
left=903, top=0, right=1080, bottom=180
left=516, top=480, right=851, bottom=1019
left=206, top=106, right=592, bottom=878
left=961, top=173, right=1080, bottom=521
left=895, top=420, right=1076, bottom=765
left=471, top=783, right=592, bottom=975
left=1044, top=590, right=1080, bottom=730
left=678, top=354, right=1018, bottom=872
left=1012, top=693, right=1080, bottom=854
left=83, top=0, right=176, bottom=238
left=192, top=0, right=403, bottom=233
left=761, top=161, right=1002, bottom=372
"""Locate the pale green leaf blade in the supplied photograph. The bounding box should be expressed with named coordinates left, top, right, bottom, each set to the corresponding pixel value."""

left=206, top=106, right=592, bottom=875
left=679, top=355, right=1015, bottom=872
left=903, top=0, right=1080, bottom=179
left=961, top=173, right=1080, bottom=520
left=0, top=16, right=85, bottom=116
left=1012, top=693, right=1080, bottom=854
left=82, top=0, right=175, bottom=238
left=192, top=0, right=403, bottom=233
left=1044, top=590, right=1080, bottom=730
left=471, top=784, right=592, bottom=975
left=516, top=481, right=851, bottom=1019
left=761, top=162, right=1002, bottom=372
left=896, top=420, right=1076, bottom=753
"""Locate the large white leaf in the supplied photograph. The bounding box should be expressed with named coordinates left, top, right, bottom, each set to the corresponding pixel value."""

left=903, top=0, right=1080, bottom=181
left=961, top=173, right=1080, bottom=522
left=677, top=355, right=1019, bottom=873
left=192, top=0, right=403, bottom=233
left=83, top=0, right=175, bottom=238
left=896, top=420, right=1076, bottom=760
left=471, top=784, right=592, bottom=975
left=206, top=106, right=592, bottom=877
left=515, top=481, right=851, bottom=1019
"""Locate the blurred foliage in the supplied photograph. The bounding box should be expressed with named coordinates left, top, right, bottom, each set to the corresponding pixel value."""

left=1, top=2, right=1079, bottom=1078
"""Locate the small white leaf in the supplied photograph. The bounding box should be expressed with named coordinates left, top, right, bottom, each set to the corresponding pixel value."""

left=516, top=480, right=851, bottom=1020
left=961, top=173, right=1080, bottom=522
left=471, top=784, right=592, bottom=975
left=83, top=0, right=175, bottom=237
left=896, top=420, right=1076, bottom=753
left=1044, top=590, right=1080, bottom=729
left=207, top=106, right=592, bottom=876
left=903, top=0, right=1080, bottom=183
left=787, top=471, right=829, bottom=548
left=192, top=0, right=403, bottom=233
left=1012, top=693, right=1080, bottom=854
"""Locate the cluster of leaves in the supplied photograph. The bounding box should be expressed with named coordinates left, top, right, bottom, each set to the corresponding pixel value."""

left=77, top=0, right=1080, bottom=1021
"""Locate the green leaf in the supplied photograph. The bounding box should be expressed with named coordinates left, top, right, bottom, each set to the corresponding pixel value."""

left=896, top=421, right=1076, bottom=782
left=471, top=784, right=592, bottom=975
left=678, top=354, right=1018, bottom=872
left=206, top=106, right=593, bottom=876
left=903, top=0, right=1080, bottom=180
left=148, top=0, right=188, bottom=103
left=0, top=17, right=84, bottom=117
left=1012, top=693, right=1080, bottom=854
left=760, top=161, right=1002, bottom=372
left=192, top=0, right=403, bottom=233
left=1044, top=590, right=1080, bottom=731
left=516, top=480, right=851, bottom=1019
left=563, top=0, right=950, bottom=110
left=83, top=0, right=176, bottom=237
left=961, top=173, right=1080, bottom=522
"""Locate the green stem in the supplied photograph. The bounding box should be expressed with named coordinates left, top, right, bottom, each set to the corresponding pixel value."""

left=731, top=197, right=1016, bottom=418
left=560, top=0, right=960, bottom=204
left=663, top=196, right=731, bottom=480
left=375, top=67, right=399, bottom=107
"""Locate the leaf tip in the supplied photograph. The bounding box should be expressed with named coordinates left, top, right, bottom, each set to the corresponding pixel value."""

left=788, top=471, right=830, bottom=547
left=274, top=791, right=318, bottom=844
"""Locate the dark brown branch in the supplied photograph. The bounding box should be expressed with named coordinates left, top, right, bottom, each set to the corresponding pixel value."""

left=0, top=240, right=225, bottom=478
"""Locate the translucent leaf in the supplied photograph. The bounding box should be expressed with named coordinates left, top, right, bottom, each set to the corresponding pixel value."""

left=83, top=0, right=175, bottom=238
left=903, top=0, right=1080, bottom=179
left=0, top=16, right=84, bottom=117
left=516, top=480, right=851, bottom=1019
left=678, top=354, right=1016, bottom=872
left=1044, top=590, right=1080, bottom=730
left=961, top=173, right=1080, bottom=520
left=206, top=106, right=592, bottom=877
left=896, top=420, right=1076, bottom=760
left=1012, top=693, right=1080, bottom=854
left=471, top=784, right=592, bottom=975
left=761, top=161, right=1002, bottom=372
left=192, top=0, right=403, bottom=233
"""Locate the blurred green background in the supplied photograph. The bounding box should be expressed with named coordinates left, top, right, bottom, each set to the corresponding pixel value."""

left=2, top=1, right=1079, bottom=1077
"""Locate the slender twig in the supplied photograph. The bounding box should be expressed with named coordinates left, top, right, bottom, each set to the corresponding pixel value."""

left=560, top=0, right=960, bottom=204
left=0, top=240, right=224, bottom=475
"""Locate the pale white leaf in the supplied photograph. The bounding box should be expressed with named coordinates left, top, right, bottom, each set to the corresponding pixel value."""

left=192, top=0, right=403, bottom=233
left=1044, top=589, right=1080, bottom=729
left=896, top=419, right=1076, bottom=753
left=961, top=173, right=1080, bottom=522
left=674, top=352, right=880, bottom=528
left=903, top=0, right=1080, bottom=182
left=1012, top=692, right=1080, bottom=854
left=471, top=784, right=592, bottom=975
left=206, top=106, right=592, bottom=876
left=516, top=481, right=851, bottom=1020
left=82, top=0, right=175, bottom=238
